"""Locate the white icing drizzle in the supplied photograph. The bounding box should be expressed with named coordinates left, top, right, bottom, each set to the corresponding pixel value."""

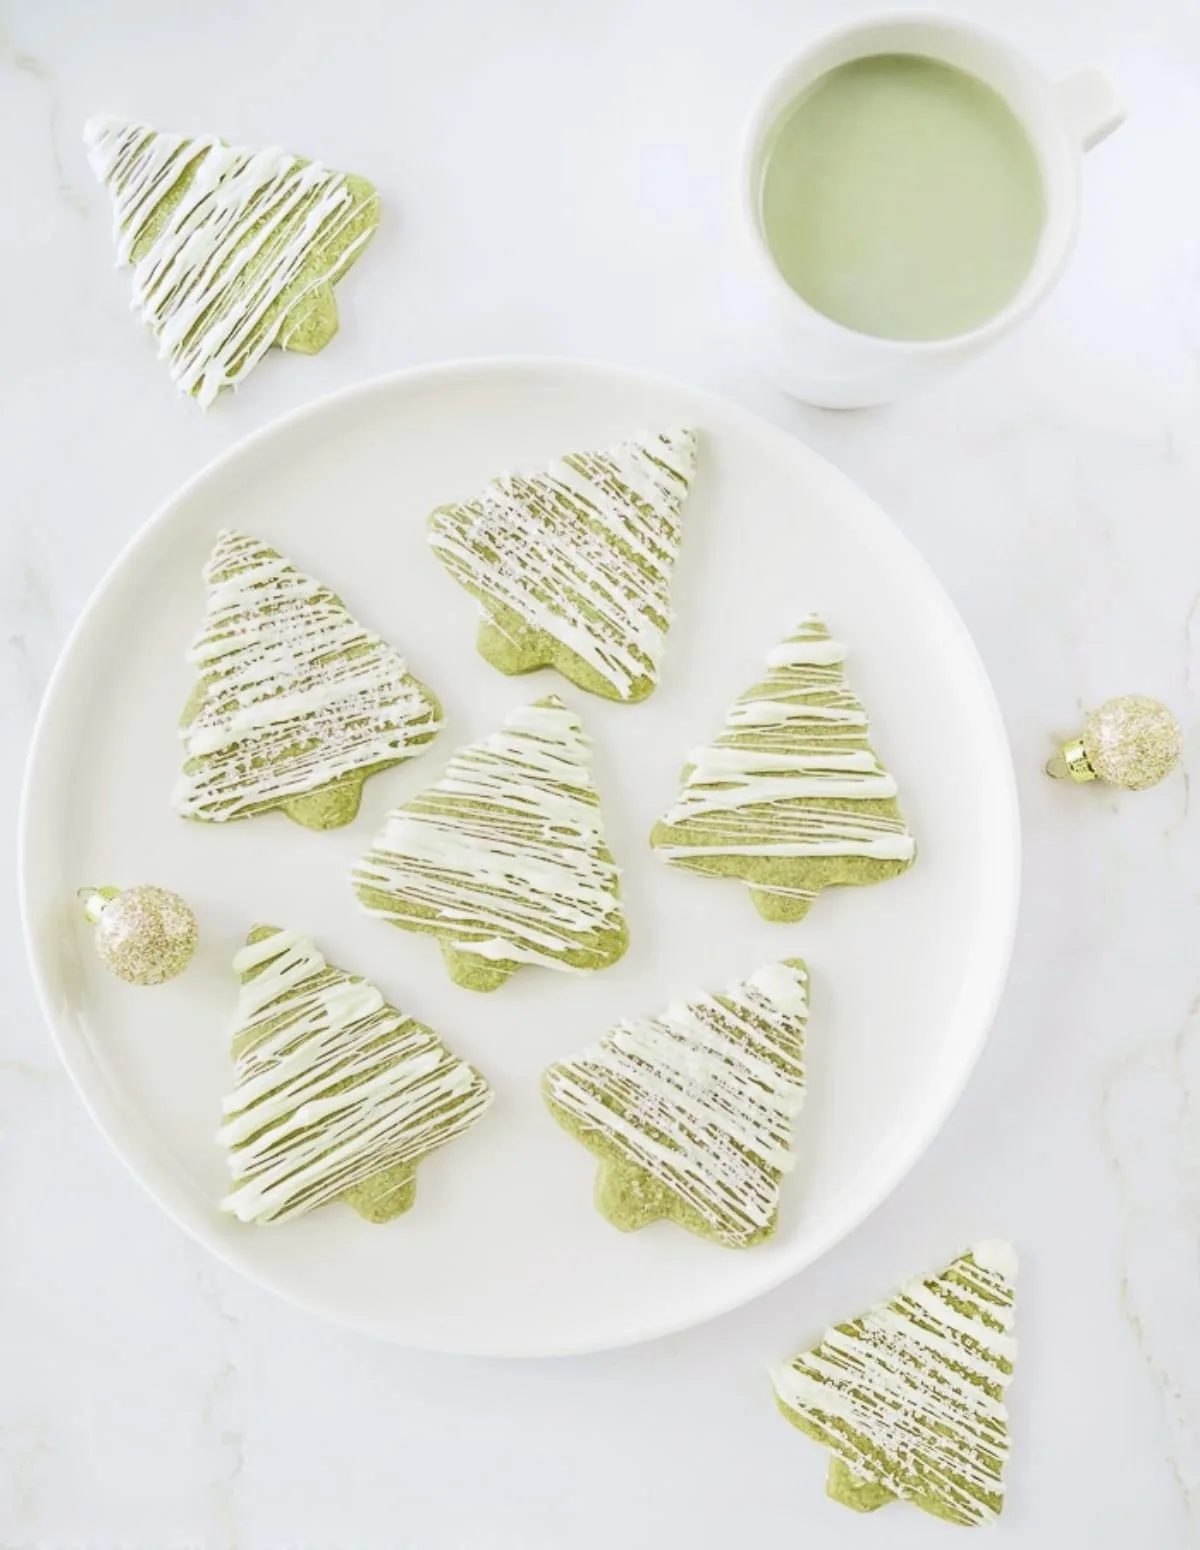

left=85, top=115, right=378, bottom=405
left=655, top=614, right=915, bottom=865
left=429, top=429, right=697, bottom=700
left=544, top=961, right=808, bottom=1246
left=352, top=697, right=626, bottom=973
left=773, top=1244, right=1018, bottom=1525
left=218, top=928, right=492, bottom=1224
left=174, top=529, right=440, bottom=823
left=970, top=1238, right=1018, bottom=1278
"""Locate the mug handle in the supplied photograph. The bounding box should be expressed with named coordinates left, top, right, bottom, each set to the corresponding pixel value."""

left=1053, top=68, right=1127, bottom=152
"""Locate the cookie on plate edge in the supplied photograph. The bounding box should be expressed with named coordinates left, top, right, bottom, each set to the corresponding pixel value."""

left=219, top=926, right=493, bottom=1225
left=174, top=529, right=440, bottom=830
left=651, top=615, right=915, bottom=921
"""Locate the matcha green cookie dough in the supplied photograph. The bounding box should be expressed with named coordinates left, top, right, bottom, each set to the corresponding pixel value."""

left=651, top=615, right=915, bottom=920
left=219, top=927, right=493, bottom=1225
left=85, top=115, right=379, bottom=405
left=174, top=529, right=440, bottom=829
left=773, top=1242, right=1018, bottom=1525
left=352, top=696, right=628, bottom=991
left=543, top=960, right=809, bottom=1247
left=428, top=428, right=698, bottom=702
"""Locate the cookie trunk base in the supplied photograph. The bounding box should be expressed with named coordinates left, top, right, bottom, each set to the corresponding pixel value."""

left=339, top=1160, right=418, bottom=1222
left=826, top=1458, right=896, bottom=1514
left=441, top=943, right=519, bottom=992
left=830, top=1456, right=991, bottom=1528
left=474, top=601, right=654, bottom=703
left=776, top=1400, right=896, bottom=1512
left=749, top=885, right=817, bottom=923
left=544, top=1090, right=782, bottom=1249
left=591, top=1151, right=776, bottom=1247
left=476, top=614, right=548, bottom=676
left=780, top=1399, right=996, bottom=1526
left=282, top=773, right=366, bottom=830
left=595, top=1159, right=679, bottom=1230
left=651, top=829, right=915, bottom=921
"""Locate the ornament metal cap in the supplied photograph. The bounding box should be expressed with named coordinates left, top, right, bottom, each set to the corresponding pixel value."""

left=1046, top=695, right=1182, bottom=791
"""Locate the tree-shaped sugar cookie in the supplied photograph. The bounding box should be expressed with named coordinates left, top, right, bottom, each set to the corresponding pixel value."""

left=543, top=959, right=808, bottom=1247
left=651, top=616, right=915, bottom=920
left=429, top=428, right=698, bottom=702
left=773, top=1242, right=1018, bottom=1525
left=352, top=696, right=627, bottom=990
left=85, top=115, right=379, bottom=405
left=219, top=927, right=493, bottom=1225
left=174, top=529, right=440, bottom=828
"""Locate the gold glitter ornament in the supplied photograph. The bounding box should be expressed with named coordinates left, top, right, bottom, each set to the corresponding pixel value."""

left=80, top=885, right=198, bottom=985
left=1047, top=695, right=1182, bottom=791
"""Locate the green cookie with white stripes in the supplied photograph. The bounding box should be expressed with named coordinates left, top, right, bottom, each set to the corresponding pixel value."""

left=429, top=429, right=698, bottom=703
left=352, top=696, right=627, bottom=991
left=651, top=615, right=915, bottom=921
left=773, top=1242, right=1018, bottom=1525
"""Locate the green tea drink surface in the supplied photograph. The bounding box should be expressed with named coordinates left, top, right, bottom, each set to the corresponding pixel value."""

left=759, top=55, right=1044, bottom=341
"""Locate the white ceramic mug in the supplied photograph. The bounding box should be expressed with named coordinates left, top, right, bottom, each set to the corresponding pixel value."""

left=740, top=13, right=1126, bottom=408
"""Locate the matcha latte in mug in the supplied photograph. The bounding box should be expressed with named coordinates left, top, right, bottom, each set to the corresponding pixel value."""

left=741, top=16, right=1125, bottom=406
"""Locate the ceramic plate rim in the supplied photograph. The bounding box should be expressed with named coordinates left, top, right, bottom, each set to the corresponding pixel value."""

left=19, top=356, right=1020, bottom=1357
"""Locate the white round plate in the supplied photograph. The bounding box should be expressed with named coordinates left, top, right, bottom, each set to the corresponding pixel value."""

left=21, top=359, right=1018, bottom=1357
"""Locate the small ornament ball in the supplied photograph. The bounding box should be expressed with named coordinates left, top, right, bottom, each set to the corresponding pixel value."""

left=1048, top=695, right=1183, bottom=791
left=81, top=885, right=197, bottom=986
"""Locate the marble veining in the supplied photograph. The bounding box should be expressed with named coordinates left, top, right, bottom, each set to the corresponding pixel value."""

left=193, top=1262, right=245, bottom=1550
left=0, top=25, right=88, bottom=217
left=1100, top=999, right=1200, bottom=1535
left=4, top=555, right=60, bottom=719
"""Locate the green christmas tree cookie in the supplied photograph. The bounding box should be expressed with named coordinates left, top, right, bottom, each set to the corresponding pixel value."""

left=773, top=1242, right=1018, bottom=1525
left=85, top=114, right=380, bottom=405
left=543, top=960, right=808, bottom=1247
left=651, top=616, right=915, bottom=921
left=219, top=926, right=493, bottom=1225
left=352, top=696, right=628, bottom=991
left=428, top=428, right=698, bottom=702
left=174, top=529, right=440, bottom=829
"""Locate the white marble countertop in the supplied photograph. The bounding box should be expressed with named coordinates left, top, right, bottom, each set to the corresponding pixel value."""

left=2, top=0, right=1198, bottom=1544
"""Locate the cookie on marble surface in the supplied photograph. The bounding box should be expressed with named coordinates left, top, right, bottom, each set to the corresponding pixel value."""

left=219, top=926, right=493, bottom=1225
left=651, top=615, right=915, bottom=921
left=85, top=114, right=379, bottom=404
left=773, top=1241, right=1018, bottom=1525
left=352, top=695, right=627, bottom=991
left=174, top=529, right=440, bottom=829
left=543, top=959, right=808, bottom=1247
left=428, top=428, right=698, bottom=702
